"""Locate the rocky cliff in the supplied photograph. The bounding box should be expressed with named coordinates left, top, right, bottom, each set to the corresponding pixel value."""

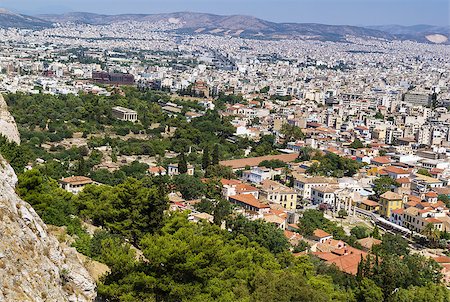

left=0, top=94, right=20, bottom=145
left=0, top=155, right=97, bottom=302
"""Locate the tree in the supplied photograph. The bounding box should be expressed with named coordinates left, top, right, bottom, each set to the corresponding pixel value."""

left=373, top=176, right=399, bottom=198
left=354, top=278, right=384, bottom=302
left=258, top=159, right=287, bottom=169
left=76, top=178, right=168, bottom=245
left=280, top=123, right=305, bottom=142
left=371, top=225, right=381, bottom=239
left=205, top=164, right=234, bottom=179
left=226, top=215, right=289, bottom=253
left=337, top=209, right=348, bottom=218
left=178, top=152, right=188, bottom=174
left=438, top=194, right=450, bottom=207
left=349, top=138, right=364, bottom=149
left=375, top=233, right=409, bottom=256
left=374, top=111, right=384, bottom=120
left=173, top=174, right=205, bottom=200
left=351, top=226, right=369, bottom=239
left=202, top=145, right=210, bottom=170
left=417, top=168, right=432, bottom=177
left=211, top=144, right=219, bottom=165
left=422, top=223, right=441, bottom=246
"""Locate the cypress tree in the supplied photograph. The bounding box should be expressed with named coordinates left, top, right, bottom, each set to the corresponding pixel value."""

left=178, top=152, right=188, bottom=174
left=212, top=144, right=219, bottom=166
left=202, top=146, right=210, bottom=170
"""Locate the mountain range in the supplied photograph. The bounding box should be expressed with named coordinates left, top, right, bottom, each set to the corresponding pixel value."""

left=0, top=9, right=448, bottom=44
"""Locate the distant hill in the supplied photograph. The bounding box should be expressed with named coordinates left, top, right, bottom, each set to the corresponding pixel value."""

left=0, top=9, right=447, bottom=44
left=366, top=24, right=450, bottom=44
left=38, top=11, right=395, bottom=42
left=0, top=8, right=52, bottom=29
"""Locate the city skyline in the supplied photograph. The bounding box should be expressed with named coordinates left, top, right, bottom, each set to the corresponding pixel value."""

left=2, top=0, right=449, bottom=26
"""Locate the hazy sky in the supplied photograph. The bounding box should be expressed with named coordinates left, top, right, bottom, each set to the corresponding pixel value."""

left=2, top=0, right=449, bottom=26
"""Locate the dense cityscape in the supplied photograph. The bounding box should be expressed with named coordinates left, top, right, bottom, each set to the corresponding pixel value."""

left=0, top=3, right=449, bottom=302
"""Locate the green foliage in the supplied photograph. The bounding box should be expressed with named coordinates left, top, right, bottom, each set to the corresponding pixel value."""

left=353, top=278, right=383, bottom=302
left=374, top=233, right=410, bottom=256
left=349, top=138, right=364, bottom=149
left=76, top=178, right=168, bottom=245
left=212, top=144, right=219, bottom=165
left=417, top=168, right=432, bottom=177
left=226, top=215, right=289, bottom=253
left=390, top=283, right=450, bottom=302
left=306, top=152, right=361, bottom=177
left=373, top=176, right=399, bottom=198
left=258, top=159, right=287, bottom=169
left=205, top=164, right=234, bottom=179
left=202, top=145, right=210, bottom=170
left=374, top=111, right=384, bottom=120
left=17, top=169, right=77, bottom=226
left=178, top=152, right=188, bottom=174
left=350, top=226, right=369, bottom=239
left=173, top=174, right=206, bottom=200
left=358, top=252, right=443, bottom=299
left=98, top=212, right=351, bottom=302
left=0, top=135, right=32, bottom=173
left=280, top=123, right=305, bottom=142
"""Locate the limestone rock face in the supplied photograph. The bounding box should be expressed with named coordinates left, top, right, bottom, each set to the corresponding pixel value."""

left=0, top=156, right=97, bottom=302
left=0, top=94, right=20, bottom=145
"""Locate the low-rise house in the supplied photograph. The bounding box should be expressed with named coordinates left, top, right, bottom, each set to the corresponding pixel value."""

left=312, top=238, right=366, bottom=275
left=221, top=179, right=259, bottom=199
left=312, top=229, right=333, bottom=243
left=293, top=175, right=337, bottom=200
left=242, top=166, right=280, bottom=184
left=259, top=180, right=297, bottom=210
left=383, top=166, right=411, bottom=179
left=379, top=191, right=403, bottom=217
left=359, top=199, right=380, bottom=212
left=167, top=163, right=194, bottom=176
left=59, top=176, right=93, bottom=194
left=229, top=194, right=270, bottom=215
left=390, top=208, right=404, bottom=226
left=371, top=156, right=391, bottom=167
left=148, top=166, right=167, bottom=176
left=189, top=212, right=214, bottom=224
left=357, top=237, right=382, bottom=252
left=311, top=186, right=337, bottom=205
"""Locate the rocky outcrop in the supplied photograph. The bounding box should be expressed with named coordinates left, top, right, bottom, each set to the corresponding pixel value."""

left=0, top=156, right=96, bottom=302
left=0, top=94, right=20, bottom=145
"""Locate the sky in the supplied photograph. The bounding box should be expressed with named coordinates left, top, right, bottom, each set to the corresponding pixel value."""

left=1, top=0, right=449, bottom=26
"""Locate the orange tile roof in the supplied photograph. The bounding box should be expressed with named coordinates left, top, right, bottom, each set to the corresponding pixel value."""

left=371, top=156, right=391, bottom=164
left=220, top=153, right=299, bottom=169
left=384, top=166, right=410, bottom=175
left=380, top=191, right=403, bottom=200
left=313, top=229, right=332, bottom=238
left=426, top=191, right=438, bottom=198
left=148, top=166, right=166, bottom=173
left=60, top=176, right=93, bottom=185
left=396, top=178, right=411, bottom=184
left=434, top=256, right=450, bottom=263
left=361, top=199, right=380, bottom=207
left=425, top=217, right=442, bottom=224
left=229, top=194, right=269, bottom=209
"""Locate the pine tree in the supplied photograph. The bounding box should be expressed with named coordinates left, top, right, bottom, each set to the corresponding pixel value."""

left=178, top=152, right=188, bottom=174
left=212, top=144, right=219, bottom=166
left=202, top=146, right=210, bottom=170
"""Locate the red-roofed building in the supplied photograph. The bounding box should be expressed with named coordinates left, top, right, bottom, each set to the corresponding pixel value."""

left=383, top=166, right=411, bottom=179
left=371, top=156, right=391, bottom=166
left=312, top=229, right=333, bottom=243
left=229, top=194, right=270, bottom=214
